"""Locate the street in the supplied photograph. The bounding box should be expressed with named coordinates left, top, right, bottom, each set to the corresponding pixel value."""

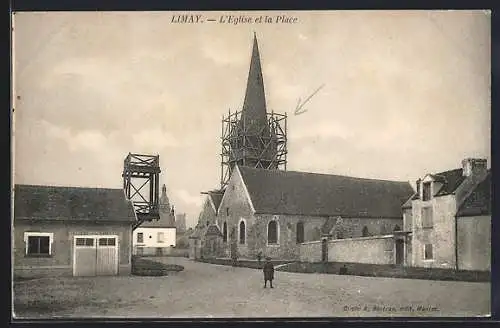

left=14, top=257, right=490, bottom=318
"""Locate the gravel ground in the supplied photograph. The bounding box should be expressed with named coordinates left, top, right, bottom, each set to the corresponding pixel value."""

left=13, top=257, right=491, bottom=318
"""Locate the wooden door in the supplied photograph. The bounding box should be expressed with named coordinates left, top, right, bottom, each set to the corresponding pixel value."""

left=395, top=239, right=404, bottom=265
left=74, top=235, right=118, bottom=277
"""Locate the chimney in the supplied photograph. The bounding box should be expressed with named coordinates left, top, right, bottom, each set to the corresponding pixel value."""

left=461, top=158, right=487, bottom=177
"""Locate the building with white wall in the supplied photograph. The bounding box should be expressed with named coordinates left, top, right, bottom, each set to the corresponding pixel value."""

left=133, top=184, right=177, bottom=256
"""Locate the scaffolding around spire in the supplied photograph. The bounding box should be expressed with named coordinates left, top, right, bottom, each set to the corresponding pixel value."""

left=220, top=109, right=287, bottom=189
left=219, top=34, right=288, bottom=189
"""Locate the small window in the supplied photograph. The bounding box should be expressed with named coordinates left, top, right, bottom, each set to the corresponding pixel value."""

left=223, top=222, right=228, bottom=242
left=226, top=207, right=229, bottom=216
left=206, top=221, right=209, bottom=227
left=424, top=244, right=433, bottom=260
left=422, top=207, right=433, bottom=228
left=336, top=230, right=344, bottom=239
left=422, top=182, right=432, bottom=201
left=158, top=232, right=165, bottom=243
left=27, top=236, right=50, bottom=255
left=296, top=222, right=305, bottom=243
left=76, top=237, right=94, bottom=246
left=99, top=238, right=116, bottom=246
left=239, top=220, right=246, bottom=244
left=137, top=232, right=144, bottom=243
left=362, top=226, right=369, bottom=237
left=394, top=225, right=401, bottom=232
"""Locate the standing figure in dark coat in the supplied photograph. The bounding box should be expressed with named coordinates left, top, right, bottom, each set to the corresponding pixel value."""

left=263, top=257, right=274, bottom=288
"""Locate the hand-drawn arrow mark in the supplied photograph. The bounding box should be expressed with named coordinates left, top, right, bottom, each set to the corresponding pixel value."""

left=294, top=84, right=326, bottom=116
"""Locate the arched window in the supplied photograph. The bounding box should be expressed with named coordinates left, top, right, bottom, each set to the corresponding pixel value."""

left=223, top=222, right=228, bottom=242
left=394, top=225, right=401, bottom=232
left=362, top=226, right=369, bottom=237
left=296, top=222, right=305, bottom=243
left=268, top=220, right=278, bottom=244
left=239, top=220, right=246, bottom=244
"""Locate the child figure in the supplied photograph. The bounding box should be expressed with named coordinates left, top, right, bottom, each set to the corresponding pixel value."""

left=263, top=257, right=275, bottom=288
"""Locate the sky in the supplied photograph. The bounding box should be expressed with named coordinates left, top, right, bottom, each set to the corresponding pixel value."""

left=12, top=10, right=491, bottom=228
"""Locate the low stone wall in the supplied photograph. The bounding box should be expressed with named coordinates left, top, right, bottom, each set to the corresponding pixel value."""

left=299, top=235, right=395, bottom=265
left=298, top=241, right=323, bottom=262
left=328, top=235, right=395, bottom=265
left=276, top=262, right=491, bottom=282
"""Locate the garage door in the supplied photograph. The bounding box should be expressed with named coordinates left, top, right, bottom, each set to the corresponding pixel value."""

left=73, top=235, right=119, bottom=277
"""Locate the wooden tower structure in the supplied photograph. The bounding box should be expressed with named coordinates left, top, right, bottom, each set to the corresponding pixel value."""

left=122, top=153, right=161, bottom=230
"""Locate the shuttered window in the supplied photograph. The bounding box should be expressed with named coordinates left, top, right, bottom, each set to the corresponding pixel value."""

left=157, top=232, right=165, bottom=243
left=422, top=207, right=433, bottom=228
left=422, top=182, right=432, bottom=201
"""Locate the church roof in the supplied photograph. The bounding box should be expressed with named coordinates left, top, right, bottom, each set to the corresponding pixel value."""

left=238, top=166, right=413, bottom=218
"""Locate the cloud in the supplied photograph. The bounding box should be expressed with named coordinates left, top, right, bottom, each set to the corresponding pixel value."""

left=173, top=189, right=204, bottom=208
left=290, top=120, right=354, bottom=141
left=132, top=128, right=184, bottom=151
left=201, top=32, right=249, bottom=66
left=42, top=120, right=109, bottom=153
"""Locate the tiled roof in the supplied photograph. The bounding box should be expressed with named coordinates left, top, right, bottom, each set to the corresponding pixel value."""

left=14, top=184, right=136, bottom=223
left=411, top=169, right=465, bottom=201
left=456, top=173, right=491, bottom=217
left=433, top=169, right=466, bottom=196
left=139, top=211, right=175, bottom=228
left=238, top=166, right=413, bottom=218
left=401, top=194, right=415, bottom=209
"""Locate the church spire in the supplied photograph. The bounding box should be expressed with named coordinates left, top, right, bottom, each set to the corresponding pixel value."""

left=160, top=184, right=170, bottom=213
left=242, top=33, right=268, bottom=134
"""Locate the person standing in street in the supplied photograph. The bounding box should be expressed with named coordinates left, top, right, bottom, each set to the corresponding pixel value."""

left=263, top=257, right=275, bottom=288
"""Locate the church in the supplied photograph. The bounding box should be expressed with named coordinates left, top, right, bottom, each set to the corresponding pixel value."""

left=191, top=34, right=414, bottom=261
